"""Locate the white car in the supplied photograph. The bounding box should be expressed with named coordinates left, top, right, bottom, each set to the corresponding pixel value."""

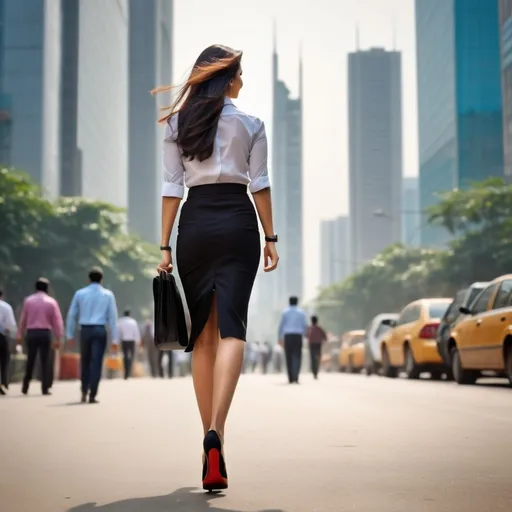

left=364, top=313, right=399, bottom=375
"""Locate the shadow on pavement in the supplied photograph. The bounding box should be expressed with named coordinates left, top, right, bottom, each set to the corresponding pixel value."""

left=48, top=401, right=87, bottom=407
left=68, top=487, right=286, bottom=512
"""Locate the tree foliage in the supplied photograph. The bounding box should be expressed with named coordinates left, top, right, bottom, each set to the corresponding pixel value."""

left=316, top=178, right=512, bottom=335
left=0, top=168, right=159, bottom=318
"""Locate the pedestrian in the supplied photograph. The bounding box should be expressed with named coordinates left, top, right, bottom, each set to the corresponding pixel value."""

left=0, top=289, right=17, bottom=395
left=307, top=315, right=327, bottom=380
left=117, top=309, right=141, bottom=380
left=66, top=267, right=118, bottom=404
left=157, top=350, right=174, bottom=378
left=153, top=44, right=279, bottom=491
left=272, top=343, right=284, bottom=374
left=261, top=342, right=272, bottom=374
left=17, top=278, right=64, bottom=396
left=142, top=317, right=159, bottom=377
left=278, top=296, right=308, bottom=384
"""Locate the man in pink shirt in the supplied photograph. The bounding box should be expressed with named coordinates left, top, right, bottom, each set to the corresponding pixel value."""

left=18, top=278, right=64, bottom=395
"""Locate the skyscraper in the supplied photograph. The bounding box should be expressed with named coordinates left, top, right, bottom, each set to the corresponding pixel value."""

left=499, top=0, right=512, bottom=183
left=60, top=0, right=130, bottom=208
left=128, top=0, right=173, bottom=242
left=348, top=47, right=402, bottom=265
left=0, top=0, right=62, bottom=197
left=272, top=35, right=303, bottom=306
left=320, top=216, right=351, bottom=288
left=251, top=33, right=303, bottom=339
left=402, top=177, right=420, bottom=246
left=416, top=0, right=504, bottom=246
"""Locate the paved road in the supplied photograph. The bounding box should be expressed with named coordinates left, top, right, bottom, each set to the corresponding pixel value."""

left=1, top=372, right=511, bottom=512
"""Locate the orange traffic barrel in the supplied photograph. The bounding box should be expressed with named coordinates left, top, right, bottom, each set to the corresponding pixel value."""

left=59, top=353, right=80, bottom=380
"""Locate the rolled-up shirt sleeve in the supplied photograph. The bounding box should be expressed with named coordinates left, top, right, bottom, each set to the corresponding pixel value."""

left=162, top=117, right=185, bottom=198
left=248, top=120, right=271, bottom=194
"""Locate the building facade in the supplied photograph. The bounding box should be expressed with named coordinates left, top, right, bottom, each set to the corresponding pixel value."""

left=0, top=0, right=61, bottom=197
left=128, top=0, right=173, bottom=242
left=251, top=39, right=304, bottom=338
left=61, top=0, right=129, bottom=207
left=500, top=0, right=512, bottom=183
left=348, top=48, right=402, bottom=265
left=320, top=216, right=351, bottom=289
left=0, top=0, right=130, bottom=207
left=402, top=177, right=420, bottom=246
left=416, top=0, right=504, bottom=246
left=272, top=42, right=303, bottom=307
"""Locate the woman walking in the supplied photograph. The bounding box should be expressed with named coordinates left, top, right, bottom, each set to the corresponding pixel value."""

left=154, top=45, right=279, bottom=491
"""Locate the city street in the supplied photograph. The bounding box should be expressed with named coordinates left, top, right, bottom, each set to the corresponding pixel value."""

left=1, top=372, right=511, bottom=512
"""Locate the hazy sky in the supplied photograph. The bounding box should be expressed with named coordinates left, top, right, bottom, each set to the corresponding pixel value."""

left=173, top=0, right=418, bottom=300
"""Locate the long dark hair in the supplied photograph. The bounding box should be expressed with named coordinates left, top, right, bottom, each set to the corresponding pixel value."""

left=151, top=44, right=242, bottom=162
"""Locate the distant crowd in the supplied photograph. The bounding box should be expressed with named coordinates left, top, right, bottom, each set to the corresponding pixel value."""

left=0, top=273, right=329, bottom=399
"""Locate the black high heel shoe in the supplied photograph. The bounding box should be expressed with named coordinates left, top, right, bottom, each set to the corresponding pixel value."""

left=202, top=430, right=228, bottom=491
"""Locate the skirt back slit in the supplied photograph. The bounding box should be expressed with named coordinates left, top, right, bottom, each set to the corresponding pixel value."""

left=176, top=183, right=260, bottom=352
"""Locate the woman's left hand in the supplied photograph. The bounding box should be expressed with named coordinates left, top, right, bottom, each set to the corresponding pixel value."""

left=157, top=251, right=173, bottom=273
left=263, top=242, right=279, bottom=272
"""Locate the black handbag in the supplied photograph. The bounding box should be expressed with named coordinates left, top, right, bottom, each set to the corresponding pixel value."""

left=153, top=272, right=189, bottom=350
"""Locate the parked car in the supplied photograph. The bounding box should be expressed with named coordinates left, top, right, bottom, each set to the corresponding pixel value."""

left=363, top=313, right=399, bottom=375
left=380, top=298, right=452, bottom=379
left=436, top=282, right=488, bottom=366
left=338, top=330, right=366, bottom=373
left=321, top=338, right=343, bottom=372
left=449, top=274, right=512, bottom=386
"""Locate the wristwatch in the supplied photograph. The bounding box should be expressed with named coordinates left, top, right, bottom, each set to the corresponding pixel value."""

left=160, top=245, right=172, bottom=252
left=265, top=235, right=278, bottom=243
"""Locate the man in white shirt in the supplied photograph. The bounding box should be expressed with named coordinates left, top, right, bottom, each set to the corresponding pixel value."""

left=117, top=309, right=141, bottom=380
left=0, top=290, right=17, bottom=394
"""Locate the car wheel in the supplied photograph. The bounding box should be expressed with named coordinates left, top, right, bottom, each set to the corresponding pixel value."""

left=404, top=346, right=420, bottom=379
left=505, top=347, right=512, bottom=387
left=382, top=347, right=397, bottom=378
left=451, top=346, right=478, bottom=385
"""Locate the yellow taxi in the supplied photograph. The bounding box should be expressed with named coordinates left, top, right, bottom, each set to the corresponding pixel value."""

left=338, top=330, right=366, bottom=373
left=449, top=274, right=512, bottom=386
left=380, top=298, right=452, bottom=379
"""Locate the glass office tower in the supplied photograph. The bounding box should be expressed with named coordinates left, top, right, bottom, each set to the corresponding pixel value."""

left=416, top=0, right=504, bottom=246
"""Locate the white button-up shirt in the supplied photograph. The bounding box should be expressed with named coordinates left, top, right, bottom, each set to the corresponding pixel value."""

left=0, top=299, right=17, bottom=336
left=162, top=97, right=271, bottom=198
left=117, top=316, right=141, bottom=344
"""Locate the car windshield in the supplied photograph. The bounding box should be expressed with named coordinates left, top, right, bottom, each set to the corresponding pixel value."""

left=467, top=286, right=486, bottom=306
left=375, top=323, right=392, bottom=338
left=351, top=335, right=365, bottom=345
left=428, top=303, right=449, bottom=319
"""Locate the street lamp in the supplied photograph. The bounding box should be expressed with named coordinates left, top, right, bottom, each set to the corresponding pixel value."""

left=372, top=208, right=426, bottom=219
left=371, top=209, right=427, bottom=245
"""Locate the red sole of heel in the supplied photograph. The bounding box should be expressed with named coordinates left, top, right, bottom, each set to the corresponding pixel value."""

left=203, top=448, right=228, bottom=491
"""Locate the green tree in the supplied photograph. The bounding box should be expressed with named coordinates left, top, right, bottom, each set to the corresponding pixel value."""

left=316, top=245, right=448, bottom=335
left=0, top=169, right=158, bottom=319
left=428, top=177, right=512, bottom=284
left=316, top=178, right=512, bottom=336
left=0, top=167, right=54, bottom=281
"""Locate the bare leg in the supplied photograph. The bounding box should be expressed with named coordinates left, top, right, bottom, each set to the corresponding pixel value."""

left=209, top=336, right=245, bottom=441
left=192, top=295, right=218, bottom=436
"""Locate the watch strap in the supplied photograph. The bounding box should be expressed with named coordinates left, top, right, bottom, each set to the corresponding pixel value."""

left=160, top=245, right=172, bottom=252
left=265, top=235, right=278, bottom=243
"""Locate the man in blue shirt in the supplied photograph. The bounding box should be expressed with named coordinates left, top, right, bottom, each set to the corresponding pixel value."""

left=278, top=296, right=309, bottom=384
left=66, top=267, right=118, bottom=403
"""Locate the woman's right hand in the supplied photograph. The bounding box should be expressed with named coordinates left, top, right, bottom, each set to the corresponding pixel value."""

left=157, top=251, right=173, bottom=273
left=263, top=242, right=279, bottom=272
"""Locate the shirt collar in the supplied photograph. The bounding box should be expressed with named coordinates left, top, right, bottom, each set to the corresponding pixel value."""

left=224, top=97, right=234, bottom=106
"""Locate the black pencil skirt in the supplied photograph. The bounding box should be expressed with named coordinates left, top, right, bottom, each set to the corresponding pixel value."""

left=177, top=183, right=261, bottom=352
